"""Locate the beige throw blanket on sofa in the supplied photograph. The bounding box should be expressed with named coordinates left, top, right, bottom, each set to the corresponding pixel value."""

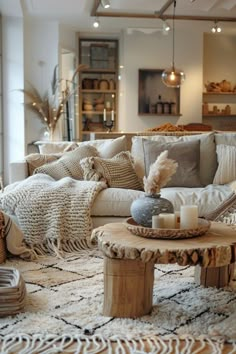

left=0, top=174, right=106, bottom=256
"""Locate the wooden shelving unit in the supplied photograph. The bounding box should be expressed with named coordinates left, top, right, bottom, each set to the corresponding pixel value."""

left=78, top=38, right=119, bottom=141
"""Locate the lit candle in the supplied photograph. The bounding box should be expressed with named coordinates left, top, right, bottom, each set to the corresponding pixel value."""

left=159, top=213, right=175, bottom=229
left=111, top=110, right=114, bottom=121
left=174, top=211, right=180, bottom=229
left=180, top=205, right=198, bottom=229
left=152, top=215, right=164, bottom=229
left=103, top=108, right=106, bottom=122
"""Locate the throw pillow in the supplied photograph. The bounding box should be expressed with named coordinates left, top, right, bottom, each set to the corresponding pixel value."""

left=143, top=139, right=202, bottom=187
left=213, top=144, right=236, bottom=185
left=81, top=151, right=143, bottom=190
left=131, top=132, right=217, bottom=186
left=34, top=145, right=98, bottom=180
left=77, top=135, right=127, bottom=158
left=25, top=153, right=61, bottom=176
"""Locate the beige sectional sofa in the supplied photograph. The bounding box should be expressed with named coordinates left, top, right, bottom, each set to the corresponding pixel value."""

left=8, top=132, right=236, bottom=228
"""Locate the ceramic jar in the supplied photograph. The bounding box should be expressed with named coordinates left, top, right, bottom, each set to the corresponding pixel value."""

left=130, top=194, right=174, bottom=228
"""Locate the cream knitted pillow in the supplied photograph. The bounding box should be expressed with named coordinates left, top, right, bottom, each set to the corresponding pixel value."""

left=81, top=151, right=143, bottom=190
left=213, top=144, right=236, bottom=184
left=34, top=145, right=98, bottom=180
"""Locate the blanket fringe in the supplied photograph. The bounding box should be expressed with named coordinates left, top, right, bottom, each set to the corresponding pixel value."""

left=29, top=238, right=94, bottom=258
left=0, top=334, right=236, bottom=354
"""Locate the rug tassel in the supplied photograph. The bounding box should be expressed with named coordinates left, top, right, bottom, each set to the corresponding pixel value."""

left=1, top=334, right=236, bottom=354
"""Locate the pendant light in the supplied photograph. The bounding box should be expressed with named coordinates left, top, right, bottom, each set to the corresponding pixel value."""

left=162, top=0, right=185, bottom=88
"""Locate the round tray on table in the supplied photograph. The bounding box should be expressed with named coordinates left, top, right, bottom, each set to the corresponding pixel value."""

left=125, top=217, right=211, bottom=240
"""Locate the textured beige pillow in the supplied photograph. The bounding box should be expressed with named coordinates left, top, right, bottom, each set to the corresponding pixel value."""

left=213, top=144, right=236, bottom=185
left=143, top=139, right=202, bottom=187
left=131, top=132, right=217, bottom=186
left=34, top=145, right=98, bottom=180
left=25, top=153, right=61, bottom=176
left=81, top=151, right=143, bottom=190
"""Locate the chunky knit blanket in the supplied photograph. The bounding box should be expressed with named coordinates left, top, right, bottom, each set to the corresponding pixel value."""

left=0, top=174, right=106, bottom=255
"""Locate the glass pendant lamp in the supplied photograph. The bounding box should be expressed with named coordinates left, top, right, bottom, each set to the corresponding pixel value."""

left=162, top=0, right=185, bottom=88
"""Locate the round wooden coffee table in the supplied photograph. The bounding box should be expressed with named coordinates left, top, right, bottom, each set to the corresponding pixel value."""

left=91, top=221, right=236, bottom=318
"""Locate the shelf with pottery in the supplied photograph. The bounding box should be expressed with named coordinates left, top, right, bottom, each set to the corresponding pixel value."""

left=79, top=37, right=119, bottom=141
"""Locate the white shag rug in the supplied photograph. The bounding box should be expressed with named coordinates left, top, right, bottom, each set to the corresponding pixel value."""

left=1, top=248, right=236, bottom=341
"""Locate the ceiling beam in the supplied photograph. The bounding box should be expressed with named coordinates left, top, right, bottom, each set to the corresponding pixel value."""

left=157, top=0, right=175, bottom=17
left=94, top=10, right=236, bottom=22
left=91, top=0, right=100, bottom=17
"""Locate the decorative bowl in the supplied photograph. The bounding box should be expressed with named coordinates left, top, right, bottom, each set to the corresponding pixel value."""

left=125, top=217, right=211, bottom=240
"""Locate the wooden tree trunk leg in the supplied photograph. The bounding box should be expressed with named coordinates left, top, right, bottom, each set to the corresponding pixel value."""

left=194, top=263, right=235, bottom=288
left=103, top=256, right=154, bottom=318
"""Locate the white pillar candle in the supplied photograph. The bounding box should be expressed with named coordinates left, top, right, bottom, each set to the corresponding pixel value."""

left=103, top=108, right=106, bottom=121
left=159, top=213, right=175, bottom=229
left=152, top=215, right=164, bottom=229
left=111, top=110, right=114, bottom=121
left=174, top=211, right=180, bottom=229
left=180, top=205, right=198, bottom=229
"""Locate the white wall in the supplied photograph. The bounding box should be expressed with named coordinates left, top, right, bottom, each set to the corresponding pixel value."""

left=2, top=16, right=24, bottom=184
left=24, top=18, right=59, bottom=144
left=204, top=33, right=236, bottom=84
left=118, top=24, right=204, bottom=132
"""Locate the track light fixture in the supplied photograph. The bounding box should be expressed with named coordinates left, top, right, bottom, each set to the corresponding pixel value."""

left=162, top=20, right=170, bottom=33
left=211, top=21, right=222, bottom=33
left=93, top=17, right=100, bottom=28
left=101, top=0, right=110, bottom=9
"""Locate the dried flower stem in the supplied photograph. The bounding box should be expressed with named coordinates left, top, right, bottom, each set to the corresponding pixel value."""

left=143, top=150, right=178, bottom=195
left=20, top=64, right=87, bottom=133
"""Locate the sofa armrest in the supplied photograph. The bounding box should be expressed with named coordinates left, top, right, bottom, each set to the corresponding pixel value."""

left=9, top=160, right=28, bottom=184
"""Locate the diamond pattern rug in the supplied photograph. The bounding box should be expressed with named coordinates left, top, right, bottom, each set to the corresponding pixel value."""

left=1, top=247, right=236, bottom=342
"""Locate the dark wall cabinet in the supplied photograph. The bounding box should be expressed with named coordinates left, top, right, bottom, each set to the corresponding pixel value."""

left=138, top=69, right=181, bottom=116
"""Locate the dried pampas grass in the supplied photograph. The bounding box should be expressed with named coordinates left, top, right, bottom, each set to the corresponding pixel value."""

left=143, top=150, right=178, bottom=195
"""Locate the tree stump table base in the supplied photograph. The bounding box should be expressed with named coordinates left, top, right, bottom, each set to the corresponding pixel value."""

left=194, top=263, right=235, bottom=288
left=103, top=257, right=154, bottom=318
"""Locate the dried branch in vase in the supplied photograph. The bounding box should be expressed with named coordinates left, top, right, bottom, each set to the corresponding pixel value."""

left=19, top=64, right=87, bottom=134
left=143, top=150, right=178, bottom=195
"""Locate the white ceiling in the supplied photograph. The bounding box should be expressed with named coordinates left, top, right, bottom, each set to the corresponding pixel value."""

left=1, top=0, right=236, bottom=32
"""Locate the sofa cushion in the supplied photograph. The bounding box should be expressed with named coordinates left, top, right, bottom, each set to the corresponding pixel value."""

left=143, top=139, right=202, bottom=187
left=35, top=136, right=127, bottom=158
left=34, top=145, right=98, bottom=180
left=25, top=153, right=61, bottom=176
left=78, top=135, right=127, bottom=158
left=34, top=141, right=78, bottom=154
left=91, top=184, right=232, bottom=218
left=81, top=151, right=143, bottom=190
left=131, top=132, right=217, bottom=186
left=213, top=144, right=236, bottom=185
left=215, top=132, right=236, bottom=146
left=91, top=188, right=145, bottom=216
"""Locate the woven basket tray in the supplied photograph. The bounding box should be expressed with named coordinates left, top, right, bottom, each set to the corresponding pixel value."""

left=125, top=217, right=211, bottom=240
